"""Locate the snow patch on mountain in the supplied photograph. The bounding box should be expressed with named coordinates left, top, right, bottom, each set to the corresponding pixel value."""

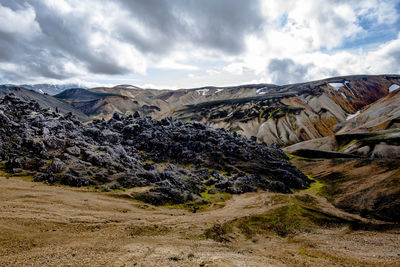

left=389, top=84, right=400, bottom=92
left=329, top=83, right=343, bottom=90
left=196, top=89, right=209, bottom=96
left=346, top=110, right=360, bottom=121
left=256, top=87, right=268, bottom=95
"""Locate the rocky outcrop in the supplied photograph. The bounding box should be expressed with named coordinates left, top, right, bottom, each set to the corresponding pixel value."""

left=0, top=94, right=311, bottom=205
left=284, top=88, right=400, bottom=160
left=336, top=86, right=400, bottom=134
left=170, top=75, right=400, bottom=146
left=0, top=85, right=89, bottom=121
left=284, top=129, right=400, bottom=160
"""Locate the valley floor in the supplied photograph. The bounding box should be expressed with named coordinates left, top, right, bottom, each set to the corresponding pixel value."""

left=0, top=173, right=399, bottom=266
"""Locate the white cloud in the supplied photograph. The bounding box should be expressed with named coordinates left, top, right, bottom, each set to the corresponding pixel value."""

left=0, top=3, right=41, bottom=39
left=223, top=62, right=244, bottom=75
left=0, top=0, right=399, bottom=87
left=213, top=0, right=400, bottom=85
left=206, top=69, right=220, bottom=75
left=156, top=59, right=199, bottom=71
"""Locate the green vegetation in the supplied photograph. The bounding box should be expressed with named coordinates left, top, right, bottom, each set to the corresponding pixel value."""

left=286, top=153, right=307, bottom=160
left=85, top=185, right=98, bottom=191
left=204, top=188, right=347, bottom=242
left=168, top=190, right=232, bottom=212
left=0, top=161, right=35, bottom=181
left=304, top=177, right=325, bottom=195
left=260, top=106, right=304, bottom=120
left=143, top=158, right=154, bottom=164
left=200, top=186, right=231, bottom=202
left=241, top=205, right=344, bottom=237
left=338, top=139, right=358, bottom=152
left=182, top=163, right=194, bottom=169
left=267, top=108, right=280, bottom=120
left=166, top=183, right=232, bottom=212
left=311, top=172, right=348, bottom=201
left=0, top=168, right=35, bottom=181
left=229, top=126, right=243, bottom=132
left=297, top=248, right=318, bottom=258
left=205, top=203, right=346, bottom=242
left=259, top=108, right=265, bottom=119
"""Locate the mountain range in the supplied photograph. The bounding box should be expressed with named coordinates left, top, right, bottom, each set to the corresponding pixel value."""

left=6, top=74, right=400, bottom=149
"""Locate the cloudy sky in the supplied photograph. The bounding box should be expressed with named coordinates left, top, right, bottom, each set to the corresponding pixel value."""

left=0, top=0, right=399, bottom=88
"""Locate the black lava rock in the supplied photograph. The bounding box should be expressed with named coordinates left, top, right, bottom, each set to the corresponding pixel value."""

left=0, top=94, right=310, bottom=205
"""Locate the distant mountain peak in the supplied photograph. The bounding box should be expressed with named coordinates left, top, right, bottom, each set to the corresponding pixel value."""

left=20, top=83, right=86, bottom=95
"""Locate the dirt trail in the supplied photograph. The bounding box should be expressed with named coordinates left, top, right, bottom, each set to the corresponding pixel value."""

left=0, top=175, right=399, bottom=266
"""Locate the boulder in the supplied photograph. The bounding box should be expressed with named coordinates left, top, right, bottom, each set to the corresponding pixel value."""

left=371, top=144, right=400, bottom=159
left=66, top=146, right=81, bottom=156
left=269, top=181, right=292, bottom=194
left=48, top=158, right=66, bottom=173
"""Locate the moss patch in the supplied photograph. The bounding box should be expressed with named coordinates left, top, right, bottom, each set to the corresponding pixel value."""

left=201, top=191, right=231, bottom=203
left=0, top=167, right=35, bottom=181
left=286, top=153, right=307, bottom=160
left=229, top=126, right=243, bottom=133
left=267, top=108, right=280, bottom=120
left=241, top=205, right=344, bottom=237
left=304, top=179, right=325, bottom=195
left=314, top=172, right=349, bottom=201
left=338, top=139, right=358, bottom=152
left=166, top=184, right=231, bottom=212
left=259, top=108, right=265, bottom=119
left=205, top=203, right=347, bottom=242
left=143, top=158, right=154, bottom=164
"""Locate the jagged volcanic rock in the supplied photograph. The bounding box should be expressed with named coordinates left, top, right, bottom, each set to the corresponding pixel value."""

left=0, top=94, right=311, bottom=205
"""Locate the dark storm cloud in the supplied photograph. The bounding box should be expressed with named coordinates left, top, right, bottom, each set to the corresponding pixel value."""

left=0, top=0, right=264, bottom=82
left=0, top=31, right=17, bottom=61
left=267, top=58, right=313, bottom=85
left=10, top=0, right=130, bottom=75
left=0, top=1, right=71, bottom=80
left=34, top=2, right=130, bottom=75
left=118, top=0, right=263, bottom=55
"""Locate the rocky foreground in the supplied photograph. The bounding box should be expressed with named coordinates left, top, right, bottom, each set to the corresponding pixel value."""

left=0, top=94, right=311, bottom=205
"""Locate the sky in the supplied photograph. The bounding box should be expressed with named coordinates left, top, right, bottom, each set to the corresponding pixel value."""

left=0, top=0, right=399, bottom=89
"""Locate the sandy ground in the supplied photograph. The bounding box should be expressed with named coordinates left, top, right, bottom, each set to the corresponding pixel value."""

left=0, top=174, right=400, bottom=267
